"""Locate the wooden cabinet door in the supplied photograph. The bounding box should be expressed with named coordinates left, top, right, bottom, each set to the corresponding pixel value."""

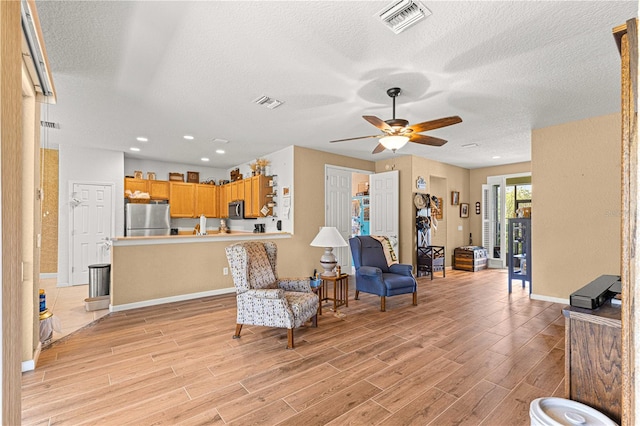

left=124, top=178, right=148, bottom=195
left=169, top=182, right=195, bottom=217
left=230, top=181, right=238, bottom=201
left=195, top=184, right=217, bottom=217
left=249, top=175, right=269, bottom=217
left=219, top=184, right=229, bottom=218
left=237, top=179, right=245, bottom=201
left=243, top=178, right=253, bottom=217
left=148, top=180, right=169, bottom=200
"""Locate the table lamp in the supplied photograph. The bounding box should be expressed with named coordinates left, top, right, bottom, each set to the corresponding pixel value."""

left=310, top=226, right=348, bottom=277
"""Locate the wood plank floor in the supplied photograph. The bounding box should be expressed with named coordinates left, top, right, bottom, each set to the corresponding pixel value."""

left=22, top=269, right=566, bottom=425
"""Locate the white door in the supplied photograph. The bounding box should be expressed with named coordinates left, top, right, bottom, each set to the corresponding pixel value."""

left=369, top=170, right=400, bottom=258
left=71, top=183, right=113, bottom=285
left=325, top=166, right=352, bottom=273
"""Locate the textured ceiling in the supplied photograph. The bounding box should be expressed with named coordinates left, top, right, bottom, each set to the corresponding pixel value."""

left=36, top=1, right=637, bottom=170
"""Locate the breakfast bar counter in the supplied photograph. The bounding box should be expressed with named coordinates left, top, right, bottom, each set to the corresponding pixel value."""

left=110, top=232, right=292, bottom=311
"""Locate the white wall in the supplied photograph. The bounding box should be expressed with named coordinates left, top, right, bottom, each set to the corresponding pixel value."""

left=57, top=145, right=124, bottom=286
left=124, top=157, right=226, bottom=183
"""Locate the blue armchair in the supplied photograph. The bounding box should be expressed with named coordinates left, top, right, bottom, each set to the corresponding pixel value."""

left=349, top=236, right=417, bottom=311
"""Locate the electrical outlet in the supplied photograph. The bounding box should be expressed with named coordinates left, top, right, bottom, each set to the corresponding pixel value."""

left=223, top=267, right=229, bottom=275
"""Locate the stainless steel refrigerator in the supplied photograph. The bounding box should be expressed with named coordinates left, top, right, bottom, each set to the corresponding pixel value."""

left=125, top=203, right=171, bottom=236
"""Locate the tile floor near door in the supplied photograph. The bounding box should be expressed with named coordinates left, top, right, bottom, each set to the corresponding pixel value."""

left=39, top=278, right=109, bottom=342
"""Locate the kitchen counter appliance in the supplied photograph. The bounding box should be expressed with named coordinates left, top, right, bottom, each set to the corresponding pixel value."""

left=125, top=203, right=171, bottom=236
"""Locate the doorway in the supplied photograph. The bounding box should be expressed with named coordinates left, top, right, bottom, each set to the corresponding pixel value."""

left=69, top=183, right=114, bottom=285
left=482, top=173, right=532, bottom=268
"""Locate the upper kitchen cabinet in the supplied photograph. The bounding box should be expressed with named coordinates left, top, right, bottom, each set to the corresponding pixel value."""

left=124, top=178, right=148, bottom=195
left=195, top=184, right=218, bottom=217
left=148, top=180, right=170, bottom=200
left=219, top=184, right=229, bottom=218
left=247, top=175, right=272, bottom=218
left=169, top=182, right=196, bottom=218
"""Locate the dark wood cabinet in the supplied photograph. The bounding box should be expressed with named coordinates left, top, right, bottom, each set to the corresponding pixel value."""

left=563, top=304, right=621, bottom=424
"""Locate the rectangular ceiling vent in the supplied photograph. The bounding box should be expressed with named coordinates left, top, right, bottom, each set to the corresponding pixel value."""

left=377, top=0, right=431, bottom=34
left=253, top=95, right=284, bottom=110
left=40, top=120, right=60, bottom=129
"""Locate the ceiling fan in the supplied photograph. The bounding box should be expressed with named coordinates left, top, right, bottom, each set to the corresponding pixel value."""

left=330, top=87, right=462, bottom=154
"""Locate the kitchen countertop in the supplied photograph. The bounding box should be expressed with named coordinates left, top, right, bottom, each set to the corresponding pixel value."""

left=112, top=231, right=292, bottom=246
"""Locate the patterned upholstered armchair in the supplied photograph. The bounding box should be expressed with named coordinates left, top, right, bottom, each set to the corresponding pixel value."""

left=225, top=241, right=319, bottom=349
left=349, top=236, right=418, bottom=312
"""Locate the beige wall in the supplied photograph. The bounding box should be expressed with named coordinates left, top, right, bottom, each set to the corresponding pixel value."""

left=468, top=161, right=532, bottom=252
left=40, top=148, right=58, bottom=273
left=532, top=113, right=621, bottom=299
left=377, top=156, right=470, bottom=265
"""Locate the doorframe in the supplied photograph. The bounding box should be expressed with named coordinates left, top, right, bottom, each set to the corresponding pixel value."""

left=67, top=180, right=115, bottom=285
left=485, top=172, right=531, bottom=268
left=324, top=165, right=373, bottom=274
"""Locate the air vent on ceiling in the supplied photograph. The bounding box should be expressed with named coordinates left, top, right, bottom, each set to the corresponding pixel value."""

left=253, top=95, right=284, bottom=110
left=377, top=0, right=431, bottom=34
left=40, top=120, right=60, bottom=129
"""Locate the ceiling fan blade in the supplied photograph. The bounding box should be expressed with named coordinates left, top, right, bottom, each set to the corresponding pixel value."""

left=408, top=116, right=462, bottom=133
left=363, top=115, right=392, bottom=131
left=372, top=143, right=386, bottom=154
left=329, top=135, right=380, bottom=143
left=410, top=133, right=448, bottom=146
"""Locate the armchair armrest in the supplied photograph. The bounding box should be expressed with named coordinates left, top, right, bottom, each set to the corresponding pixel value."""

left=246, top=288, right=285, bottom=299
left=278, top=278, right=312, bottom=293
left=359, top=266, right=382, bottom=277
left=389, top=263, right=414, bottom=276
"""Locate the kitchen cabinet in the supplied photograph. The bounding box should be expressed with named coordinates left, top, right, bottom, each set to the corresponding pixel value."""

left=247, top=175, right=272, bottom=217
left=169, top=182, right=196, bottom=218
left=219, top=184, right=228, bottom=218
left=124, top=178, right=148, bottom=195
left=195, top=184, right=217, bottom=217
left=148, top=180, right=169, bottom=200
left=243, top=178, right=253, bottom=216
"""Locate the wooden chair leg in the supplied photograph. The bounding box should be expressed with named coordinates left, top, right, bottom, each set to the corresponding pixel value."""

left=311, top=313, right=318, bottom=328
left=287, top=328, right=294, bottom=349
left=413, top=291, right=418, bottom=306
left=380, top=296, right=386, bottom=312
left=355, top=290, right=360, bottom=300
left=233, top=324, right=243, bottom=339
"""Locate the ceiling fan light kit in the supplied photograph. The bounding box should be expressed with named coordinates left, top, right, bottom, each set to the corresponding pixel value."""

left=380, top=135, right=409, bottom=152
left=330, top=86, right=462, bottom=154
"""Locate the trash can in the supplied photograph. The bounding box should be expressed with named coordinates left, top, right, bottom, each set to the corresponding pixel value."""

left=530, top=397, right=617, bottom=426
left=88, top=263, right=111, bottom=298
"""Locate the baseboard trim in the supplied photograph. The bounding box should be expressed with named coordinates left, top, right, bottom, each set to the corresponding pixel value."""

left=40, top=272, right=57, bottom=280
left=530, top=293, right=569, bottom=305
left=110, top=287, right=236, bottom=312
left=22, top=341, right=42, bottom=372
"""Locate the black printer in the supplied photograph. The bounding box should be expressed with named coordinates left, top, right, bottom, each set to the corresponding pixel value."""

left=570, top=274, right=621, bottom=309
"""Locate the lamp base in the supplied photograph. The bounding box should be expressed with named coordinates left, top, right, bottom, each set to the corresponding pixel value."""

left=319, top=248, right=337, bottom=277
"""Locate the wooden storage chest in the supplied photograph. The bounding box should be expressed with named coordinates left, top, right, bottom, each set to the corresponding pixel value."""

left=453, top=246, right=488, bottom=272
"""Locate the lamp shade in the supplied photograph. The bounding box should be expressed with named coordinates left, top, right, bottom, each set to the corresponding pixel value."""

left=310, top=227, right=348, bottom=248
left=380, top=135, right=409, bottom=152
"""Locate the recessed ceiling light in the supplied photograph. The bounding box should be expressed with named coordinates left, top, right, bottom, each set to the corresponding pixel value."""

left=201, top=157, right=210, bottom=162
left=492, top=155, right=501, bottom=159
left=216, top=149, right=225, bottom=154
left=184, top=135, right=194, bottom=140
left=130, top=147, right=141, bottom=152
left=136, top=137, right=148, bottom=142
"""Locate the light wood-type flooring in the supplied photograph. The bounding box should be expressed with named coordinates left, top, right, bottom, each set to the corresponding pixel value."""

left=22, top=269, right=566, bottom=425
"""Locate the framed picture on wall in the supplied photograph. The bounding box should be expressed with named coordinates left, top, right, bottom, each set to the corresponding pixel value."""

left=460, top=203, right=469, bottom=218
left=451, top=191, right=459, bottom=205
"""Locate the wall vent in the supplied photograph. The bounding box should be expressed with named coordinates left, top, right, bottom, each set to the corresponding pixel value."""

left=40, top=120, right=60, bottom=129
left=377, top=0, right=431, bottom=34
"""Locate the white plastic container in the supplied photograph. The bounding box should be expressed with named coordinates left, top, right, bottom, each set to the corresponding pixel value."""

left=530, top=397, right=617, bottom=426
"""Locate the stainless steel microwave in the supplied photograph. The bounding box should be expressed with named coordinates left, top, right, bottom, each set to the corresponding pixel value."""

left=228, top=200, right=244, bottom=220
